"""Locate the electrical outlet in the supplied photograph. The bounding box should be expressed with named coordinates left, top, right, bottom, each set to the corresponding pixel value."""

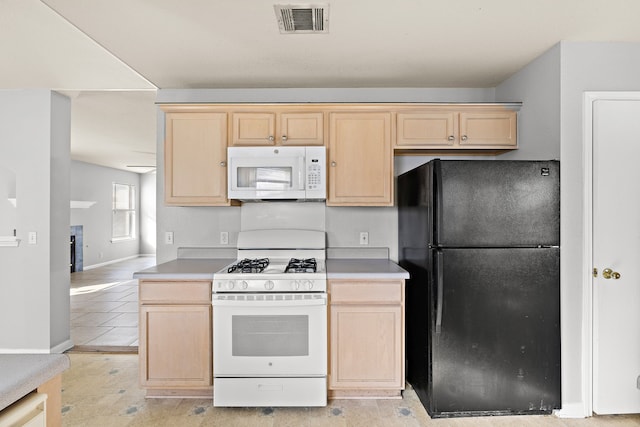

left=165, top=231, right=174, bottom=245
left=359, top=231, right=369, bottom=245
left=28, top=231, right=37, bottom=245
left=220, top=231, right=229, bottom=245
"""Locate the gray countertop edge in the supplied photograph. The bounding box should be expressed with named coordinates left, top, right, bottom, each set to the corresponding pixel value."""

left=132, top=258, right=235, bottom=280
left=0, top=354, right=70, bottom=411
left=326, top=259, right=410, bottom=279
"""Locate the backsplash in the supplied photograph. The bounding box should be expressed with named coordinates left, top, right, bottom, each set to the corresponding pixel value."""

left=240, top=201, right=326, bottom=231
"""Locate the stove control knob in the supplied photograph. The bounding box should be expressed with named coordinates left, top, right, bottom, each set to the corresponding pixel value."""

left=225, top=281, right=235, bottom=290
left=239, top=281, right=248, bottom=290
left=264, top=280, right=275, bottom=290
left=289, top=280, right=299, bottom=290
left=302, top=280, right=314, bottom=290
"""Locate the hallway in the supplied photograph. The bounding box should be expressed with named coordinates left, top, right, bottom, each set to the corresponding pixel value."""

left=70, top=256, right=155, bottom=349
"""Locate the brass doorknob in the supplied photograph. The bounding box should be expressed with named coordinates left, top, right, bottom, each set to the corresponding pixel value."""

left=602, top=268, right=621, bottom=280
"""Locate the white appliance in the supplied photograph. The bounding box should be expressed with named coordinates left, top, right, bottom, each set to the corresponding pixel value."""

left=227, top=146, right=326, bottom=200
left=212, top=229, right=327, bottom=407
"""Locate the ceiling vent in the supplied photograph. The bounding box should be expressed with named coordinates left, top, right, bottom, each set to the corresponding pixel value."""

left=274, top=4, right=329, bottom=34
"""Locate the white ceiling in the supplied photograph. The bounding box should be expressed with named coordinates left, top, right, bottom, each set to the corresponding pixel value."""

left=3, top=0, right=640, bottom=173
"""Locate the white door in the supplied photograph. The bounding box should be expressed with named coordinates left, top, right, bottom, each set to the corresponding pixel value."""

left=593, top=97, right=640, bottom=414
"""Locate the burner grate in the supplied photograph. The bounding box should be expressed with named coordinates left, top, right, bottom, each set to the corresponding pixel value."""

left=285, top=258, right=317, bottom=273
left=227, top=258, right=270, bottom=273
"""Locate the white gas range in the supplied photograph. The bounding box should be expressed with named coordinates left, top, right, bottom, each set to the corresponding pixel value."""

left=212, top=229, right=327, bottom=407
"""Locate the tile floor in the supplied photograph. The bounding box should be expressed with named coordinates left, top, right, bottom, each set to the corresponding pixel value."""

left=65, top=258, right=640, bottom=426
left=61, top=353, right=640, bottom=427
left=70, top=256, right=156, bottom=348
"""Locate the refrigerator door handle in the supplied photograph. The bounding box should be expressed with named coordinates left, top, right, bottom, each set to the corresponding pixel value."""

left=435, top=250, right=444, bottom=334
left=433, top=159, right=443, bottom=244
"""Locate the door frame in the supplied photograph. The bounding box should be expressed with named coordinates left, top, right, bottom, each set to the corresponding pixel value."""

left=581, top=91, right=640, bottom=417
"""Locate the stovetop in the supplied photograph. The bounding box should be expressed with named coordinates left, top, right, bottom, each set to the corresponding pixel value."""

left=226, top=257, right=320, bottom=274
left=213, top=257, right=326, bottom=293
left=213, top=229, right=327, bottom=293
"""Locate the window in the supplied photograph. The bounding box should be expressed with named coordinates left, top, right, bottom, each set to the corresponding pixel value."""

left=112, top=183, right=136, bottom=241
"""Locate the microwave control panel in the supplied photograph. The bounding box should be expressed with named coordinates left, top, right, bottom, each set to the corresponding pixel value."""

left=305, top=146, right=326, bottom=199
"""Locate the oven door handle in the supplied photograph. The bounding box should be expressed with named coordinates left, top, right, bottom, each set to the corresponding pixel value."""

left=212, top=297, right=327, bottom=307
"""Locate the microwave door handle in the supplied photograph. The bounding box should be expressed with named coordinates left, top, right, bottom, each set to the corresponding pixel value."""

left=299, top=157, right=306, bottom=190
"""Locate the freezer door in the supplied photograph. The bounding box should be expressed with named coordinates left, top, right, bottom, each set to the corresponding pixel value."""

left=431, top=247, right=561, bottom=416
left=434, top=160, right=559, bottom=247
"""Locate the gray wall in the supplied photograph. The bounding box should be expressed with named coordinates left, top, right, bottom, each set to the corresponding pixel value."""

left=70, top=160, right=147, bottom=267
left=156, top=88, right=496, bottom=263
left=0, top=89, right=71, bottom=352
left=495, top=41, right=640, bottom=416
left=560, top=41, right=640, bottom=414
left=140, top=171, right=157, bottom=255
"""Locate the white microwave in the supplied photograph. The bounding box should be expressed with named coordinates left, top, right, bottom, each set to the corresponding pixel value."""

left=227, top=146, right=326, bottom=200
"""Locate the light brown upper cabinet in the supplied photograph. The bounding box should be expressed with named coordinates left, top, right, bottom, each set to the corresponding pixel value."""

left=163, top=110, right=231, bottom=206
left=396, top=109, right=517, bottom=150
left=231, top=111, right=324, bottom=146
left=327, top=112, right=393, bottom=206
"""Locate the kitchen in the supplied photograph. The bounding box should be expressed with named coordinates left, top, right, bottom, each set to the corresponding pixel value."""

left=2, top=1, right=640, bottom=424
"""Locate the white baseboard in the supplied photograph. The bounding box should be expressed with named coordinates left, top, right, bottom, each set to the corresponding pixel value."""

left=0, top=339, right=74, bottom=354
left=51, top=339, right=74, bottom=354
left=83, top=254, right=145, bottom=270
left=555, top=402, right=590, bottom=418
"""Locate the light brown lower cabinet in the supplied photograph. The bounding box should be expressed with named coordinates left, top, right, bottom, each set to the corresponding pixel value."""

left=138, top=280, right=213, bottom=398
left=328, top=279, right=405, bottom=398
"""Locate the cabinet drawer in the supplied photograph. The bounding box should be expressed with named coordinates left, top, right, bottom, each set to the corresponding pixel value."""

left=139, top=281, right=212, bottom=303
left=329, top=280, right=403, bottom=304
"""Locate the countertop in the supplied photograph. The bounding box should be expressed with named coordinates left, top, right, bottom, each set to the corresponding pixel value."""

left=0, top=353, right=70, bottom=411
left=133, top=258, right=235, bottom=280
left=133, top=258, right=408, bottom=280
left=326, top=259, right=409, bottom=279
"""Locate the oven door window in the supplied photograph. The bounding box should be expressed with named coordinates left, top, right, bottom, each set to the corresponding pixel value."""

left=232, top=315, right=308, bottom=357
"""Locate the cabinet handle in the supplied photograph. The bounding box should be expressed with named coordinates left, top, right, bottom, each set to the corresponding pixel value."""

left=447, top=135, right=455, bottom=141
left=268, top=135, right=275, bottom=142
left=461, top=135, right=468, bottom=141
left=331, top=161, right=337, bottom=167
left=282, top=135, right=288, bottom=141
left=220, top=161, right=226, bottom=167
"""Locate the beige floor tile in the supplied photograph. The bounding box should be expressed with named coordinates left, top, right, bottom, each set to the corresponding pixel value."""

left=71, top=311, right=121, bottom=327
left=70, top=256, right=154, bottom=347
left=71, top=300, right=127, bottom=313
left=85, top=326, right=138, bottom=346
left=101, top=312, right=139, bottom=327
left=61, top=353, right=640, bottom=427
left=113, top=301, right=140, bottom=313
left=70, top=325, right=112, bottom=345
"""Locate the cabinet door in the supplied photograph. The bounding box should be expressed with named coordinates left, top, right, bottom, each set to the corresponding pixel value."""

left=231, top=112, right=276, bottom=146
left=396, top=112, right=457, bottom=147
left=279, top=112, right=324, bottom=145
left=328, top=112, right=393, bottom=206
left=164, top=112, right=229, bottom=205
left=139, top=304, right=212, bottom=388
left=459, top=110, right=517, bottom=147
left=330, top=304, right=403, bottom=390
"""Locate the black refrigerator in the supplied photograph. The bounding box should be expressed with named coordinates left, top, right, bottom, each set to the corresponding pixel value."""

left=398, top=159, right=561, bottom=418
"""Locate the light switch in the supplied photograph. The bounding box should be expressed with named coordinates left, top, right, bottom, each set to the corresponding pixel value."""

left=165, top=231, right=174, bottom=245
left=28, top=231, right=37, bottom=245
